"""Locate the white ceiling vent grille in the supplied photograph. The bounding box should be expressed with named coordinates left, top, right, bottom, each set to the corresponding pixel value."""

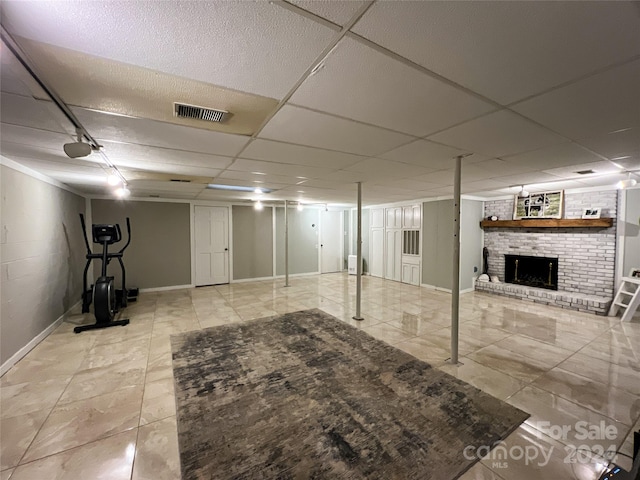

left=174, top=103, right=229, bottom=123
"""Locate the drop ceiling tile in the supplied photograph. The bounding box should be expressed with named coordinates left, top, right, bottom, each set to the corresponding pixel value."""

left=132, top=190, right=199, bottom=200
left=461, top=179, right=505, bottom=193
left=210, top=178, right=291, bottom=192
left=344, top=157, right=432, bottom=177
left=409, top=169, right=456, bottom=186
left=258, top=105, right=414, bottom=156
left=427, top=110, right=566, bottom=158
left=288, top=0, right=368, bottom=26
left=240, top=139, right=365, bottom=169
left=217, top=170, right=302, bottom=186
left=352, top=1, right=640, bottom=104
left=3, top=1, right=336, bottom=99
left=512, top=59, right=640, bottom=140
left=577, top=128, right=640, bottom=160
left=572, top=172, right=632, bottom=187
left=127, top=180, right=204, bottom=192
left=372, top=179, right=442, bottom=191
left=1, top=93, right=70, bottom=133
left=226, top=158, right=335, bottom=179
left=525, top=179, right=592, bottom=191
left=297, top=179, right=352, bottom=189
left=98, top=141, right=234, bottom=171
left=491, top=171, right=566, bottom=187
left=379, top=139, right=469, bottom=169
left=461, top=159, right=538, bottom=182
left=123, top=164, right=222, bottom=179
left=290, top=37, right=495, bottom=136
left=542, top=161, right=622, bottom=179
left=72, top=107, right=249, bottom=157
left=1, top=124, right=74, bottom=150
left=502, top=142, right=608, bottom=171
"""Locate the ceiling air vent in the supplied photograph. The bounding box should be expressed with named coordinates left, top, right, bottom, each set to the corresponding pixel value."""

left=575, top=169, right=595, bottom=175
left=170, top=179, right=191, bottom=183
left=174, top=103, right=229, bottom=123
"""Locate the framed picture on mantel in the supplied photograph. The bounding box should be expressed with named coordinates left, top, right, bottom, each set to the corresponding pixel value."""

left=513, top=190, right=563, bottom=220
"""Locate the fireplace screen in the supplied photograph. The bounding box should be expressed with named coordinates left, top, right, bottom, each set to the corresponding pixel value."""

left=504, top=254, right=558, bottom=290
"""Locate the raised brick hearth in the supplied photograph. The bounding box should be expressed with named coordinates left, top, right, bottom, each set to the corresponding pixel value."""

left=479, top=190, right=617, bottom=315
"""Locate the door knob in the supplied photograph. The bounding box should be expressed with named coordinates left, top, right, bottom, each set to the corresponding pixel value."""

left=224, top=248, right=228, bottom=251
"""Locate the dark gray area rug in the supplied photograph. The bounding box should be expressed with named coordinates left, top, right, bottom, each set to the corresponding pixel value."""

left=171, top=309, right=528, bottom=480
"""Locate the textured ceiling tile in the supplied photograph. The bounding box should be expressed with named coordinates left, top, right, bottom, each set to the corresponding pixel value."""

left=352, top=1, right=640, bottom=104
left=72, top=107, right=249, bottom=157
left=290, top=37, right=495, bottom=136
left=379, top=139, right=468, bottom=170
left=427, top=110, right=567, bottom=158
left=288, top=0, right=368, bottom=26
left=512, top=60, right=640, bottom=141
left=259, top=105, right=414, bottom=156
left=241, top=139, right=365, bottom=169
left=2, top=0, right=336, bottom=99
left=19, top=39, right=279, bottom=136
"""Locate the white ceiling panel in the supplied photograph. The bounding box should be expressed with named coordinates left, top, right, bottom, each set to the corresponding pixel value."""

left=352, top=1, right=640, bottom=104
left=513, top=60, right=640, bottom=141
left=98, top=141, right=234, bottom=171
left=578, top=128, right=640, bottom=160
left=290, top=37, right=495, bottom=136
left=72, top=107, right=249, bottom=157
left=491, top=171, right=567, bottom=187
left=259, top=105, right=414, bottom=156
left=226, top=158, right=335, bottom=179
left=542, top=161, right=622, bottom=179
left=217, top=170, right=303, bottom=186
left=461, top=159, right=537, bottom=182
left=372, top=178, right=442, bottom=191
left=1, top=93, right=70, bottom=133
left=406, top=169, right=456, bottom=186
left=2, top=0, right=336, bottom=99
left=288, top=0, right=367, bottom=26
left=344, top=158, right=433, bottom=179
left=240, top=139, right=365, bottom=169
left=502, top=142, right=608, bottom=171
left=127, top=180, right=204, bottom=192
left=0, top=124, right=74, bottom=150
left=460, top=179, right=505, bottom=193
left=572, top=172, right=633, bottom=187
left=380, top=139, right=469, bottom=169
left=132, top=190, right=199, bottom=200
left=428, top=110, right=567, bottom=158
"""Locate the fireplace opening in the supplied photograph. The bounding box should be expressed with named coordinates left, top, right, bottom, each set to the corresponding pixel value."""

left=504, top=254, right=558, bottom=290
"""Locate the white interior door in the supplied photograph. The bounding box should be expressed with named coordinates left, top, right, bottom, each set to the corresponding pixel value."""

left=321, top=210, right=342, bottom=273
left=195, top=206, right=229, bottom=286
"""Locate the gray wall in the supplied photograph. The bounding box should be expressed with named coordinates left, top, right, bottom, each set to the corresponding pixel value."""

left=622, top=188, right=640, bottom=275
left=275, top=207, right=319, bottom=275
left=91, top=199, right=190, bottom=289
left=1, top=165, right=86, bottom=365
left=232, top=205, right=273, bottom=280
left=421, top=199, right=482, bottom=290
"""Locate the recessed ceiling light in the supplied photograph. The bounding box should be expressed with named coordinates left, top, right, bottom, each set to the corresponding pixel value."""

left=251, top=171, right=266, bottom=176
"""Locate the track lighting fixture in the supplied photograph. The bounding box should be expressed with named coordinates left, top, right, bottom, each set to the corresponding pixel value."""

left=519, top=185, right=530, bottom=197
left=63, top=128, right=92, bottom=158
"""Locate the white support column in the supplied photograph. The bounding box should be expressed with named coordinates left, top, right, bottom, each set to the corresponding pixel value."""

left=284, top=199, right=290, bottom=287
left=451, top=154, right=465, bottom=364
left=353, top=182, right=364, bottom=321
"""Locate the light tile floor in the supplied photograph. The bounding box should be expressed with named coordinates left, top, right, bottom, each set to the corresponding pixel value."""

left=1, top=273, right=638, bottom=479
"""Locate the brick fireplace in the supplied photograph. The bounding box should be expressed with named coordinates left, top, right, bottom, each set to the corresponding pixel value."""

left=476, top=190, right=618, bottom=314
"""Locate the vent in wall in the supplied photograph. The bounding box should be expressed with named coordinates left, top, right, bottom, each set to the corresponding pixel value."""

left=174, top=103, right=230, bottom=123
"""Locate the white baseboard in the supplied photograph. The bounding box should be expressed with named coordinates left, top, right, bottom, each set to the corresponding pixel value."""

left=420, top=284, right=474, bottom=294
left=0, top=300, right=81, bottom=377
left=138, top=284, right=194, bottom=293
left=231, top=272, right=323, bottom=284
left=230, top=276, right=275, bottom=284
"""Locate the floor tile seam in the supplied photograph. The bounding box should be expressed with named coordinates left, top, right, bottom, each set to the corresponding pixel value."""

left=129, top=414, right=144, bottom=480
left=12, top=370, right=79, bottom=468
left=542, top=360, right=640, bottom=398
left=530, top=380, right=635, bottom=430
left=137, top=312, right=157, bottom=429
left=16, top=427, right=140, bottom=471
left=461, top=352, right=547, bottom=386
left=557, top=352, right=640, bottom=385
left=571, top=322, right=630, bottom=362
left=139, top=413, right=177, bottom=430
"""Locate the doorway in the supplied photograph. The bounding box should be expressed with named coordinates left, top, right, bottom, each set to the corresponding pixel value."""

left=321, top=210, right=343, bottom=273
left=194, top=206, right=229, bottom=286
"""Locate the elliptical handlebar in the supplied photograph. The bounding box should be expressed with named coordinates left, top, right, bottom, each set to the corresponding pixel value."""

left=119, top=217, right=131, bottom=254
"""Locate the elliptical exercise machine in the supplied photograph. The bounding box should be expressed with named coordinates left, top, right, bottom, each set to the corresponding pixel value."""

left=75, top=213, right=137, bottom=333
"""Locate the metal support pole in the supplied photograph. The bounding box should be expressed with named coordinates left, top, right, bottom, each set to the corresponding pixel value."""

left=353, top=182, right=364, bottom=321
left=451, top=155, right=463, bottom=364
left=284, top=200, right=290, bottom=287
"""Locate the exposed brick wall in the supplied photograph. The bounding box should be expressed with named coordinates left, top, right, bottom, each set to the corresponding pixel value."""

left=483, top=191, right=618, bottom=299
